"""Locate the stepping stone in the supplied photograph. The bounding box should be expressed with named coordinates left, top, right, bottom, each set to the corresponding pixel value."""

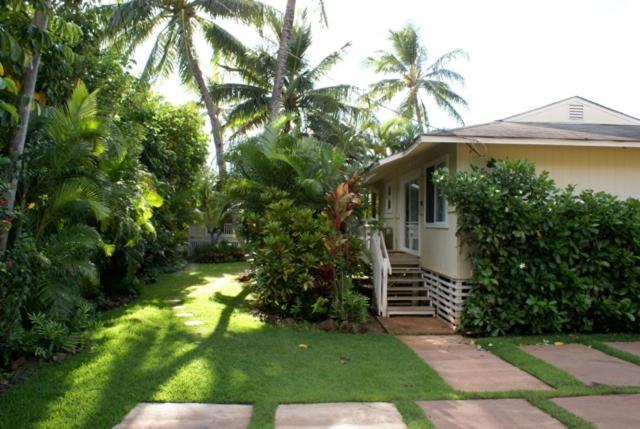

left=176, top=312, right=194, bottom=318
left=185, top=320, right=204, bottom=326
left=399, top=336, right=550, bottom=391
left=605, top=341, right=640, bottom=357
left=166, top=299, right=182, bottom=304
left=114, top=403, right=252, bottom=429
left=553, top=394, right=640, bottom=429
left=275, top=402, right=406, bottom=429
left=173, top=305, right=186, bottom=310
left=418, top=399, right=565, bottom=429
left=521, top=343, right=640, bottom=386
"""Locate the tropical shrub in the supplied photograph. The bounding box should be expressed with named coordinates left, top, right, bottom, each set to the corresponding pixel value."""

left=241, top=193, right=333, bottom=318
left=437, top=160, right=640, bottom=335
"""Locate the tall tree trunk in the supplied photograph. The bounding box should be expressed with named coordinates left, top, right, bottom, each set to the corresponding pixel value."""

left=413, top=95, right=424, bottom=132
left=182, top=32, right=226, bottom=185
left=0, top=4, right=49, bottom=255
left=269, top=0, right=296, bottom=120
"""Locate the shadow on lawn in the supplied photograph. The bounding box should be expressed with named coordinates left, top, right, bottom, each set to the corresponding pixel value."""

left=0, top=261, right=448, bottom=429
left=0, top=263, right=263, bottom=429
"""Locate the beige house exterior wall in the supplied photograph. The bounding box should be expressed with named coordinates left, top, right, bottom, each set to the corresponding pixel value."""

left=371, top=143, right=468, bottom=280
left=371, top=142, right=640, bottom=281
left=457, top=144, right=640, bottom=200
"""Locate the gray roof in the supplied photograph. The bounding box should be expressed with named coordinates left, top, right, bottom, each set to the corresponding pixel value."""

left=427, top=121, right=640, bottom=142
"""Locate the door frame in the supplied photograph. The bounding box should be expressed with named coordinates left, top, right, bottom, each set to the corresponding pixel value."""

left=399, top=174, right=421, bottom=256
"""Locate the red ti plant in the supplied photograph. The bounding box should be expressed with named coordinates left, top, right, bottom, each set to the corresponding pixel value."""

left=321, top=175, right=363, bottom=282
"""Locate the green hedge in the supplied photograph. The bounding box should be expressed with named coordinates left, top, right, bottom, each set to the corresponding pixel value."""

left=437, top=160, right=640, bottom=335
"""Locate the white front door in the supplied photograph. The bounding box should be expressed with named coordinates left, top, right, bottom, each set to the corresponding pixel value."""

left=402, top=179, right=420, bottom=254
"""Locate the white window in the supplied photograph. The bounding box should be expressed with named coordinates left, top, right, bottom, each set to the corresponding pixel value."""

left=385, top=184, right=392, bottom=213
left=425, top=158, right=448, bottom=226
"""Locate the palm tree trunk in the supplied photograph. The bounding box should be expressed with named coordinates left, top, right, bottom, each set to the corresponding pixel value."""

left=413, top=96, right=424, bottom=132
left=0, top=4, right=49, bottom=255
left=184, top=41, right=226, bottom=184
left=269, top=0, right=296, bottom=120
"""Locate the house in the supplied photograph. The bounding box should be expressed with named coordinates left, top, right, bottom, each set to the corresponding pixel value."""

left=365, top=96, right=640, bottom=327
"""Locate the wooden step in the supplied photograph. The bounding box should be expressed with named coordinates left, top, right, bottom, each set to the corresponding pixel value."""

left=387, top=305, right=435, bottom=316
left=388, top=278, right=423, bottom=284
left=387, top=296, right=431, bottom=301
left=391, top=267, right=422, bottom=273
left=387, top=286, right=428, bottom=292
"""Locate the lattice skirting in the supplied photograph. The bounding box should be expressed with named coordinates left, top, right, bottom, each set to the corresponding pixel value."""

left=423, top=269, right=472, bottom=328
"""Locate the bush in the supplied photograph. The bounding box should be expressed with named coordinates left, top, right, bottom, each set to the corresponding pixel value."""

left=190, top=241, right=244, bottom=263
left=437, top=160, right=640, bottom=335
left=241, top=193, right=333, bottom=319
left=330, top=276, right=369, bottom=325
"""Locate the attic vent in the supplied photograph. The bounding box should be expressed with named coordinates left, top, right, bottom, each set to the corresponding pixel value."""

left=569, top=104, right=584, bottom=121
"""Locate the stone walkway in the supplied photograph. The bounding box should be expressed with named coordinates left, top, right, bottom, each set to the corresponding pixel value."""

left=113, top=403, right=252, bottom=429
left=418, top=399, right=566, bottom=429
left=399, top=336, right=550, bottom=391
left=606, top=341, right=640, bottom=357
left=552, top=394, right=640, bottom=429
left=275, top=402, right=406, bottom=429
left=521, top=343, right=640, bottom=386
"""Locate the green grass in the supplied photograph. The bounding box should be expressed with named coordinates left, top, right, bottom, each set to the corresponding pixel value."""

left=1, top=262, right=639, bottom=428
left=0, top=263, right=450, bottom=429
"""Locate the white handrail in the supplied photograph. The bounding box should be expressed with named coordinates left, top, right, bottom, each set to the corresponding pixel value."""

left=368, top=228, right=391, bottom=317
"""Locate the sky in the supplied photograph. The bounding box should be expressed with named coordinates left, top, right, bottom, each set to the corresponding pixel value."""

left=135, top=0, right=640, bottom=145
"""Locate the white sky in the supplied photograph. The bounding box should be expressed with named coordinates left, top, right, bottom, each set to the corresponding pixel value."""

left=136, top=0, right=640, bottom=152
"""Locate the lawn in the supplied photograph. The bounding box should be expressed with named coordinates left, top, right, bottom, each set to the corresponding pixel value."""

left=0, top=262, right=450, bottom=429
left=1, top=262, right=639, bottom=429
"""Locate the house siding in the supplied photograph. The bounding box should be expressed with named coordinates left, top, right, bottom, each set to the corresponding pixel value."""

left=370, top=143, right=468, bottom=279
left=371, top=142, right=640, bottom=282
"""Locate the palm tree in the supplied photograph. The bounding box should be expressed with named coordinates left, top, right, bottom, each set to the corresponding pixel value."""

left=211, top=23, right=356, bottom=146
left=106, top=0, right=270, bottom=183
left=269, top=0, right=326, bottom=120
left=366, top=24, right=468, bottom=131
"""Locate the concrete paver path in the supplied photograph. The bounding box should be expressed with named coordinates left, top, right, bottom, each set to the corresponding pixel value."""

left=553, top=394, right=640, bottom=429
left=418, top=399, right=565, bottom=429
left=275, top=402, right=407, bottom=429
left=605, top=341, right=640, bottom=357
left=522, top=343, right=640, bottom=386
left=399, top=336, right=550, bottom=391
left=113, top=403, right=253, bottom=429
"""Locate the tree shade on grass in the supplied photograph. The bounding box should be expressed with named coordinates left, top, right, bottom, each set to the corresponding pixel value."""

left=1, top=263, right=640, bottom=429
left=0, top=263, right=449, bottom=429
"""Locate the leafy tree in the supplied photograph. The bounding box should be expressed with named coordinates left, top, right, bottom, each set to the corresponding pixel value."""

left=122, top=96, right=209, bottom=269
left=367, top=24, right=468, bottom=131
left=0, top=0, right=82, bottom=254
left=106, top=0, right=271, bottom=182
left=212, top=22, right=357, bottom=147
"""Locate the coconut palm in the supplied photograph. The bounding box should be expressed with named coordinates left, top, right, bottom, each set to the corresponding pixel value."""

left=269, top=0, right=326, bottom=120
left=211, top=23, right=356, bottom=146
left=106, top=0, right=271, bottom=182
left=367, top=24, right=468, bottom=131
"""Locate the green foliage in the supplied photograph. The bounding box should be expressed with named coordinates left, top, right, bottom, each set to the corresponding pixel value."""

left=211, top=21, right=360, bottom=151
left=330, top=276, right=369, bottom=324
left=437, top=160, right=640, bottom=335
left=190, top=241, right=244, bottom=263
left=227, top=122, right=347, bottom=213
left=242, top=193, right=333, bottom=318
left=366, top=24, right=468, bottom=130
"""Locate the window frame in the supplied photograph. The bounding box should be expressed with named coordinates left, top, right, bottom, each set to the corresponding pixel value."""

left=424, top=155, right=449, bottom=228
left=385, top=183, right=393, bottom=214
